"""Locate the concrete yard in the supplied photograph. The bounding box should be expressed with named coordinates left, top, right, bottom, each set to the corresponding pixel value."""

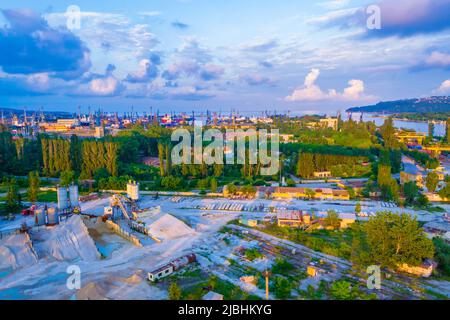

left=1, top=195, right=449, bottom=300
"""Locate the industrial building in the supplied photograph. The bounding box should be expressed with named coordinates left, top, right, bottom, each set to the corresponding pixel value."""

left=147, top=254, right=197, bottom=282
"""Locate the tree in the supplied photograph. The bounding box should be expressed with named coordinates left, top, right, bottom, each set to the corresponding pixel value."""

left=305, top=188, right=316, bottom=200
left=428, top=121, right=434, bottom=139
left=296, top=153, right=315, bottom=179
left=157, top=142, right=165, bottom=177
left=446, top=117, right=450, bottom=144
left=6, top=178, right=21, bottom=211
left=168, top=282, right=182, bottom=300
left=286, top=178, right=296, bottom=187
left=226, top=183, right=238, bottom=195
left=60, top=170, right=75, bottom=187
left=439, top=182, right=450, bottom=200
left=365, top=211, right=434, bottom=268
left=271, top=276, right=291, bottom=299
left=380, top=117, right=397, bottom=149
left=210, top=178, right=218, bottom=193
left=161, top=175, right=183, bottom=190
left=27, top=171, right=40, bottom=204
left=355, top=202, right=361, bottom=214
left=324, top=210, right=340, bottom=229
left=403, top=181, right=419, bottom=205
left=330, top=280, right=353, bottom=300
left=377, top=164, right=399, bottom=202
left=426, top=171, right=439, bottom=193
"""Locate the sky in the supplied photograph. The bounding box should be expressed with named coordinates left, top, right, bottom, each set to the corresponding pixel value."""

left=0, top=0, right=450, bottom=115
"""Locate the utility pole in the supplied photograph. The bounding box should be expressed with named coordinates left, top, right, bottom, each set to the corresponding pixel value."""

left=263, top=270, right=270, bottom=300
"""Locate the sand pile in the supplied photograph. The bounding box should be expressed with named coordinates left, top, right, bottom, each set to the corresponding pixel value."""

left=145, top=213, right=196, bottom=241
left=77, top=272, right=166, bottom=300
left=0, top=233, right=38, bottom=270
left=34, top=215, right=100, bottom=262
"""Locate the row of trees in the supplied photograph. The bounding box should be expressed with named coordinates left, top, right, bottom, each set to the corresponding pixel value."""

left=296, top=152, right=368, bottom=179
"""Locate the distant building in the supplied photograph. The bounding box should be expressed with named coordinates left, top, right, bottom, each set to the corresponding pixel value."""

left=57, top=119, right=79, bottom=127
left=239, top=218, right=258, bottom=227
left=307, top=265, right=319, bottom=277
left=265, top=187, right=350, bottom=201
left=313, top=171, right=332, bottom=179
left=147, top=254, right=196, bottom=282
left=319, top=117, right=339, bottom=131
left=338, top=213, right=356, bottom=229
left=95, top=126, right=105, bottom=138
left=397, top=259, right=436, bottom=278
left=277, top=211, right=311, bottom=228
left=400, top=162, right=424, bottom=187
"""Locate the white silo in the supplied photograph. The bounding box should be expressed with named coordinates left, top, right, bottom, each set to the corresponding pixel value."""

left=35, top=208, right=46, bottom=226
left=127, top=181, right=140, bottom=201
left=57, top=187, right=69, bottom=211
left=47, top=207, right=59, bottom=225
left=69, top=185, right=79, bottom=207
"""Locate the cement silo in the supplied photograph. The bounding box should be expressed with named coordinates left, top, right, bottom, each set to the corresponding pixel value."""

left=127, top=181, right=140, bottom=201
left=47, top=207, right=59, bottom=225
left=35, top=208, right=46, bottom=226
left=57, top=186, right=69, bottom=211
left=69, top=185, right=79, bottom=207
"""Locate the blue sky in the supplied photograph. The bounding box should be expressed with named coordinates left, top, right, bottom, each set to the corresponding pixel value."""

left=0, top=0, right=450, bottom=114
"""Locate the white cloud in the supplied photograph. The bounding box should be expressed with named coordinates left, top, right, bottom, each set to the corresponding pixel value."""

left=89, top=76, right=120, bottom=96
left=285, top=68, right=373, bottom=102
left=424, top=51, right=450, bottom=68
left=434, top=80, right=450, bottom=94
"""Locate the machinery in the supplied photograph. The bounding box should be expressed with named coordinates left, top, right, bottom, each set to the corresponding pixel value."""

left=109, top=194, right=138, bottom=221
left=21, top=204, right=37, bottom=216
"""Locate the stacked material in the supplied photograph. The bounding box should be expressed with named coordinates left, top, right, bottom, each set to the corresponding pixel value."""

left=0, top=233, right=38, bottom=270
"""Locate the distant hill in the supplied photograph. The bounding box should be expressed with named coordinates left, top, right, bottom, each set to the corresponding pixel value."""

left=346, top=96, right=450, bottom=114
left=0, top=107, right=72, bottom=117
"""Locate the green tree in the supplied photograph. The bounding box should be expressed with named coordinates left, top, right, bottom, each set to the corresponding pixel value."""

left=428, top=121, right=434, bottom=139
left=157, top=142, right=165, bottom=177
left=403, top=181, right=419, bottom=205
left=226, top=183, right=238, bottom=195
left=27, top=171, right=40, bottom=204
left=210, top=178, right=218, bottom=193
left=6, top=178, right=21, bottom=211
left=305, top=188, right=316, bottom=200
left=355, top=202, right=361, bottom=214
left=365, top=211, right=434, bottom=268
left=446, top=117, right=450, bottom=144
left=330, top=280, right=353, bottom=300
left=60, top=170, right=75, bottom=187
left=438, top=182, right=450, bottom=200
left=296, top=153, right=315, bottom=179
left=161, top=175, right=183, bottom=189
left=425, top=171, right=439, bottom=193
left=271, top=276, right=291, bottom=299
left=380, top=117, right=397, bottom=149
left=168, top=282, right=182, bottom=300
left=325, top=210, right=340, bottom=229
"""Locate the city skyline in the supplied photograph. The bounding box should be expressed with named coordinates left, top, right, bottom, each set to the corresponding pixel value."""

left=1, top=0, right=450, bottom=114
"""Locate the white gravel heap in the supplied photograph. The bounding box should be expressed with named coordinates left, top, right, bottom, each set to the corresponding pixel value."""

left=36, top=215, right=100, bottom=262
left=144, top=213, right=196, bottom=241
left=0, top=233, right=38, bottom=270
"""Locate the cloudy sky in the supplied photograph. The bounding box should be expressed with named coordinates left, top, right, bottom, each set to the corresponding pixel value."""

left=1, top=0, right=450, bottom=114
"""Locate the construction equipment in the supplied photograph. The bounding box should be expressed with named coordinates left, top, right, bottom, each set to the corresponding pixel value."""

left=110, top=194, right=138, bottom=221
left=21, top=205, right=37, bottom=216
